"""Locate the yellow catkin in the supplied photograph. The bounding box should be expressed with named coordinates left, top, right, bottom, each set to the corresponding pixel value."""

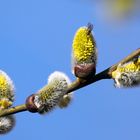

left=34, top=71, right=71, bottom=113
left=112, top=58, right=140, bottom=78
left=0, top=71, right=15, bottom=135
left=0, top=70, right=14, bottom=109
left=72, top=25, right=96, bottom=64
left=0, top=99, right=12, bottom=109
left=0, top=75, right=9, bottom=96
left=111, top=58, right=140, bottom=88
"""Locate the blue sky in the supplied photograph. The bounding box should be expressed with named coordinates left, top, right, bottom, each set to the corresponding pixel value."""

left=0, top=0, right=140, bottom=140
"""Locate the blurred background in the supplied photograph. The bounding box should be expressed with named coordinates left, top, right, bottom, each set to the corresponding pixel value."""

left=0, top=0, right=140, bottom=140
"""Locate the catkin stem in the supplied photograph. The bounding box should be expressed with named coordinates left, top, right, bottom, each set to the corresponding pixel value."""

left=0, top=48, right=140, bottom=117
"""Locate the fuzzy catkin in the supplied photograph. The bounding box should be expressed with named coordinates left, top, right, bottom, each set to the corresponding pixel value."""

left=0, top=116, right=15, bottom=135
left=112, top=58, right=140, bottom=88
left=72, top=23, right=97, bottom=79
left=34, top=71, right=71, bottom=113
left=72, top=25, right=97, bottom=64
left=0, top=70, right=14, bottom=109
left=0, top=70, right=15, bottom=135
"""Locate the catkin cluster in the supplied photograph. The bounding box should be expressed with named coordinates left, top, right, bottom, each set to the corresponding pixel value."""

left=0, top=70, right=15, bottom=134
left=1, top=23, right=139, bottom=135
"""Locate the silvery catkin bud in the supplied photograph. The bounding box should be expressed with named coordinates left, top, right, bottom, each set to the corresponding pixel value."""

left=29, top=71, right=71, bottom=114
left=0, top=70, right=14, bottom=109
left=72, top=23, right=97, bottom=79
left=112, top=58, right=140, bottom=88
left=0, top=116, right=15, bottom=135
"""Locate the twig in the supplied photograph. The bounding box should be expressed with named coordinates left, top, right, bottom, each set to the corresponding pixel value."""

left=0, top=48, right=140, bottom=117
left=0, top=104, right=26, bottom=117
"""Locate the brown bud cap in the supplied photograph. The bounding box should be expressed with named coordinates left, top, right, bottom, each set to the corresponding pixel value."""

left=87, top=23, right=93, bottom=35
left=26, top=94, right=38, bottom=113
left=74, top=63, right=96, bottom=79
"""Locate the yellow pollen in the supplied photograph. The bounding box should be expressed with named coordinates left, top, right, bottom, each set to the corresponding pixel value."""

left=72, top=27, right=96, bottom=63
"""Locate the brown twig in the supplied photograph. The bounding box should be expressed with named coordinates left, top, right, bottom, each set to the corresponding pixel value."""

left=0, top=104, right=26, bottom=117
left=0, top=48, right=140, bottom=117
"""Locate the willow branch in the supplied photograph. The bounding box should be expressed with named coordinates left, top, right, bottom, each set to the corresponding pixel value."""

left=0, top=104, right=26, bottom=117
left=67, top=48, right=140, bottom=93
left=0, top=48, right=140, bottom=117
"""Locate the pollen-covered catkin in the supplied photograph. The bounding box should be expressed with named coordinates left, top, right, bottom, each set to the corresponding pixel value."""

left=72, top=23, right=97, bottom=79
left=33, top=71, right=71, bottom=114
left=0, top=70, right=14, bottom=109
left=112, top=58, right=140, bottom=88
left=0, top=70, right=15, bottom=135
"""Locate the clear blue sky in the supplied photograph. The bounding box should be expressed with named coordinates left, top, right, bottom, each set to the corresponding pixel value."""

left=0, top=0, right=140, bottom=140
